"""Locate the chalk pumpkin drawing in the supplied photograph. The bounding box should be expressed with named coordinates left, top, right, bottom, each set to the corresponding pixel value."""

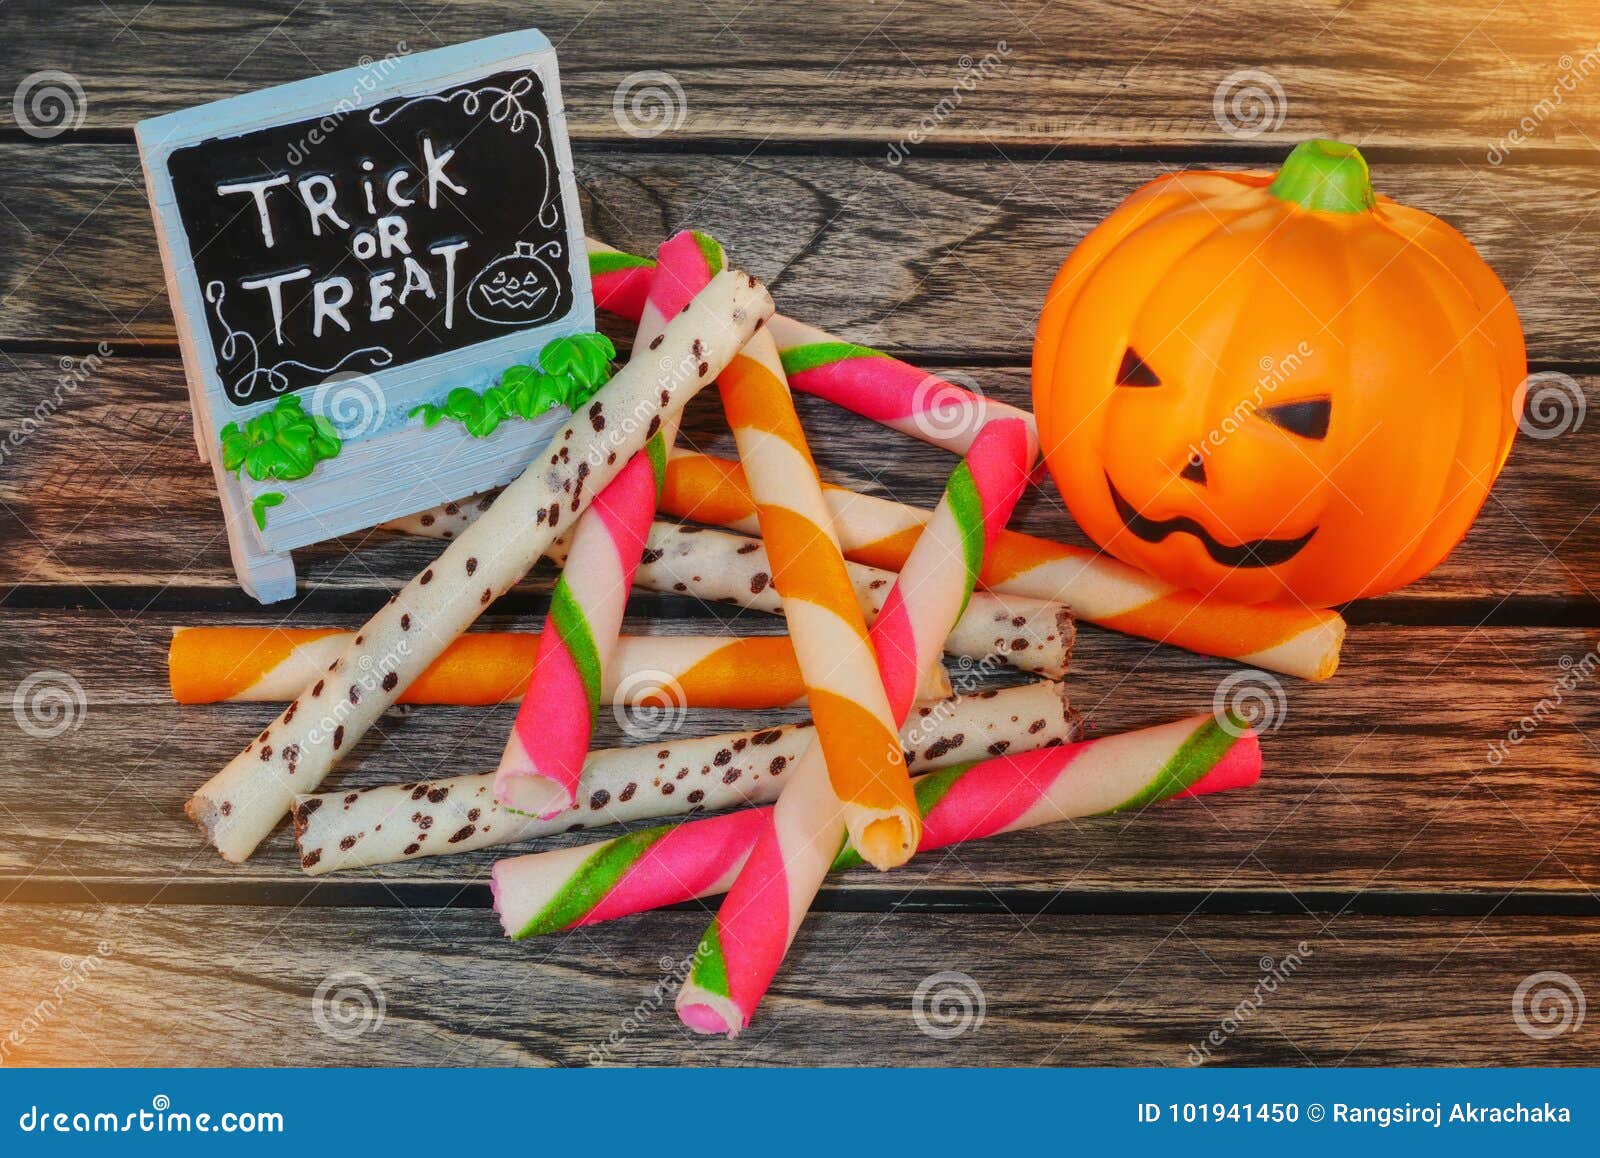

left=469, top=241, right=567, bottom=326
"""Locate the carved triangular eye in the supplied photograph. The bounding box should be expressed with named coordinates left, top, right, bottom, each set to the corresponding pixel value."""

left=1116, top=348, right=1161, bottom=387
left=1261, top=397, right=1332, bottom=440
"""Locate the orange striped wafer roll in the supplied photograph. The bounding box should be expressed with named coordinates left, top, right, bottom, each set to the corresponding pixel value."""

left=168, top=627, right=950, bottom=708
left=660, top=450, right=1343, bottom=680
left=720, top=333, right=917, bottom=869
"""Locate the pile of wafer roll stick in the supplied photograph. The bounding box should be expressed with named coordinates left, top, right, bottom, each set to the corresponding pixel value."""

left=177, top=231, right=1308, bottom=1037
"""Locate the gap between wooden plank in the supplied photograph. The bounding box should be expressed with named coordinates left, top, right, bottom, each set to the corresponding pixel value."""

left=5, top=878, right=1598, bottom=916
left=8, top=129, right=1600, bottom=169
left=4, top=584, right=1598, bottom=629
left=5, top=339, right=1599, bottom=381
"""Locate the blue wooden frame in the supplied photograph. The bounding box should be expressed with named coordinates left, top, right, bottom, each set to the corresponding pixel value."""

left=136, top=29, right=593, bottom=602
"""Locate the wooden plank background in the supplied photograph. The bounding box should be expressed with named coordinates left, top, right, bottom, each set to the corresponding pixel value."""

left=1, top=0, right=1598, bottom=1067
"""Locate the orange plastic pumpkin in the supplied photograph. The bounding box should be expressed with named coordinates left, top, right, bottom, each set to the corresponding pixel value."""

left=1033, top=139, right=1525, bottom=607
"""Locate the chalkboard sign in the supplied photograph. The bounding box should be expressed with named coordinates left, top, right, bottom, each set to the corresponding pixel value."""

left=137, top=31, right=594, bottom=602
left=166, top=66, right=575, bottom=405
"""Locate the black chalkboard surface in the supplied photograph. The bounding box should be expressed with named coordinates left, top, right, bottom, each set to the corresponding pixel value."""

left=167, top=68, right=573, bottom=405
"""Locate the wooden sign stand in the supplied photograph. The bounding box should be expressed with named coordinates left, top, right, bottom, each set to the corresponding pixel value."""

left=136, top=30, right=592, bottom=602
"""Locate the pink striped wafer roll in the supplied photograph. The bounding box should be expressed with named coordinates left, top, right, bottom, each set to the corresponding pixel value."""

left=676, top=419, right=1032, bottom=1037
left=769, top=314, right=1037, bottom=460
left=494, top=233, right=726, bottom=817
left=869, top=417, right=1031, bottom=719
left=583, top=237, right=1036, bottom=459
left=587, top=238, right=657, bottom=321
left=493, top=713, right=1260, bottom=937
left=491, top=451, right=661, bottom=817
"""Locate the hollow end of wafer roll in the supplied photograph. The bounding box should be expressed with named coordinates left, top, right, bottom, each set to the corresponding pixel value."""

left=1309, top=616, right=1346, bottom=682
left=166, top=629, right=186, bottom=702
left=488, top=862, right=507, bottom=929
left=1053, top=606, right=1077, bottom=678
left=290, top=797, right=315, bottom=843
left=846, top=804, right=921, bottom=871
left=1057, top=684, right=1085, bottom=743
left=678, top=993, right=747, bottom=1039
left=495, top=772, right=572, bottom=821
left=184, top=793, right=249, bottom=864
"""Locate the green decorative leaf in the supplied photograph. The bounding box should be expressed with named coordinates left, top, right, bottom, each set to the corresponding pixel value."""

left=218, top=395, right=343, bottom=485
left=500, top=365, right=537, bottom=391
left=405, top=336, right=617, bottom=439
left=539, top=332, right=615, bottom=393
left=251, top=491, right=285, bottom=531
left=219, top=424, right=248, bottom=473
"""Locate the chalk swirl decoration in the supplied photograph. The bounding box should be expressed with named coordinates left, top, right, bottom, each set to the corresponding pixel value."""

left=206, top=281, right=393, bottom=402
left=369, top=73, right=558, bottom=229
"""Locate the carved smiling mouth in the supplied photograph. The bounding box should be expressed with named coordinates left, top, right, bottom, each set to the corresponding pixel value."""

left=1107, top=474, right=1316, bottom=569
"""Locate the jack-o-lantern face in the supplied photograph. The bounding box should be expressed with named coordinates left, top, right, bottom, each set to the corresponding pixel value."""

left=1034, top=140, right=1526, bottom=607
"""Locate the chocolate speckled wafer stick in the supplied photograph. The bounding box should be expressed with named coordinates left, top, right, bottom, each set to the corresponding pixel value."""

left=186, top=270, right=774, bottom=862
left=385, top=517, right=1072, bottom=677
left=292, top=681, right=1077, bottom=874
left=632, top=522, right=1075, bottom=679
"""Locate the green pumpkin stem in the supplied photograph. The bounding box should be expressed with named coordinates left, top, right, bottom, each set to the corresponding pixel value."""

left=1267, top=139, right=1375, bottom=214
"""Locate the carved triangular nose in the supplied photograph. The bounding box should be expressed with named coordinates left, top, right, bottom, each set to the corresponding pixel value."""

left=1180, top=453, right=1207, bottom=485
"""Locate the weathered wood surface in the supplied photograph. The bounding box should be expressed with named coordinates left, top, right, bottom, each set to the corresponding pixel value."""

left=6, top=0, right=1599, bottom=153
left=3, top=906, right=1597, bottom=1066
left=3, top=0, right=1600, bottom=1069
left=5, top=146, right=1600, bottom=361
left=3, top=608, right=1597, bottom=894
left=2, top=355, right=1595, bottom=604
